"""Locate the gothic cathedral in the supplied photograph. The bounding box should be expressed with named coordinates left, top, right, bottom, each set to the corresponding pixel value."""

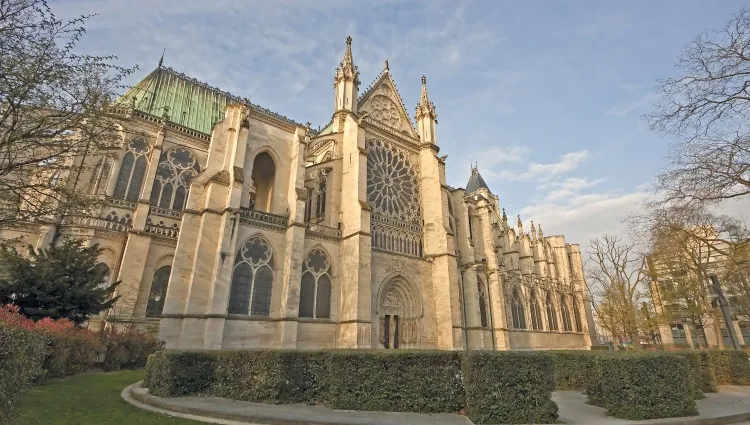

left=1, top=37, right=594, bottom=350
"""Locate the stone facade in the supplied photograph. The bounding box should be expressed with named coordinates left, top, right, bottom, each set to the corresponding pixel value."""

left=1, top=38, right=594, bottom=350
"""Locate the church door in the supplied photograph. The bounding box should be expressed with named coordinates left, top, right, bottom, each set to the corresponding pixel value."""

left=377, top=276, right=421, bottom=349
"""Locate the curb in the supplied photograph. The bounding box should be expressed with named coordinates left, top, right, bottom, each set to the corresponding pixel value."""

left=122, top=381, right=750, bottom=425
left=122, top=381, right=471, bottom=425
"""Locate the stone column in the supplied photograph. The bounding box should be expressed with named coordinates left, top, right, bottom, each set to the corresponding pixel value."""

left=476, top=199, right=510, bottom=350
left=337, top=113, right=371, bottom=348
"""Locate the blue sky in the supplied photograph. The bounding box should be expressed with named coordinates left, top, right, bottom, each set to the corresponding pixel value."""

left=57, top=0, right=750, bottom=247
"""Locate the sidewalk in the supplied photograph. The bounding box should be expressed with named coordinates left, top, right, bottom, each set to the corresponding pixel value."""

left=123, top=382, right=750, bottom=425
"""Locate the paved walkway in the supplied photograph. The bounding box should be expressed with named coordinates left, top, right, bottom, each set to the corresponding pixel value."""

left=123, top=382, right=750, bottom=425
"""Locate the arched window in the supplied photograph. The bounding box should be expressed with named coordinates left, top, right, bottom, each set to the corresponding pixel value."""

left=530, top=290, right=543, bottom=330
left=299, top=248, right=332, bottom=318
left=250, top=153, right=276, bottom=213
left=113, top=138, right=149, bottom=201
left=149, top=147, right=200, bottom=211
left=94, top=263, right=111, bottom=289
left=573, top=296, right=583, bottom=332
left=304, top=187, right=313, bottom=222
left=477, top=277, right=489, bottom=328
left=511, top=288, right=526, bottom=329
left=228, top=236, right=274, bottom=316
left=546, top=292, right=559, bottom=331
left=315, top=170, right=327, bottom=218
left=88, top=157, right=113, bottom=195
left=146, top=266, right=171, bottom=317
left=561, top=295, right=573, bottom=332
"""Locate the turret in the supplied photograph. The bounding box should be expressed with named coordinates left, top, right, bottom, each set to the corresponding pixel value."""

left=415, top=75, right=437, bottom=145
left=333, top=36, right=360, bottom=115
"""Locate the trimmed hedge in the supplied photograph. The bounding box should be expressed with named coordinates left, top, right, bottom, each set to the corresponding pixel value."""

left=146, top=350, right=557, bottom=424
left=705, top=350, right=750, bottom=385
left=551, top=351, right=600, bottom=391
left=588, top=352, right=698, bottom=420
left=462, top=351, right=558, bottom=424
left=0, top=323, right=47, bottom=423
left=674, top=351, right=716, bottom=396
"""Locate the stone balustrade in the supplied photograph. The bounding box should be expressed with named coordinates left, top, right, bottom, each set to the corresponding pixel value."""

left=238, top=208, right=288, bottom=230
left=149, top=206, right=183, bottom=219
left=371, top=214, right=423, bottom=257
left=61, top=215, right=132, bottom=233
left=305, top=223, right=342, bottom=240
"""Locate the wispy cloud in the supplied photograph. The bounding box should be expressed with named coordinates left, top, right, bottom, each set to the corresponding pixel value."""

left=605, top=93, right=658, bottom=118
left=496, top=150, right=591, bottom=182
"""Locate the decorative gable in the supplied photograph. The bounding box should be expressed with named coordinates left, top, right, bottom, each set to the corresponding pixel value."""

left=358, top=72, right=418, bottom=139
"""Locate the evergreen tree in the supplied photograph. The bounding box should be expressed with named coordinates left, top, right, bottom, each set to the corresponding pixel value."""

left=0, top=238, right=119, bottom=325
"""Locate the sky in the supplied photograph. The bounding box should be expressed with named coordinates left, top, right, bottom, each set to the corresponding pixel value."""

left=56, top=0, right=750, bottom=252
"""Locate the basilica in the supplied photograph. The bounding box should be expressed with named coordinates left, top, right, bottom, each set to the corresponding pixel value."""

left=1, top=37, right=595, bottom=350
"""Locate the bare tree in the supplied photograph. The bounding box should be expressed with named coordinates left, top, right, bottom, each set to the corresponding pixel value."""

left=587, top=235, right=649, bottom=349
left=647, top=8, right=750, bottom=208
left=0, top=0, right=135, bottom=226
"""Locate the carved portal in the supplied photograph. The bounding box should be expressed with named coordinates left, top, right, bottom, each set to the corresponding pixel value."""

left=377, top=276, right=422, bottom=349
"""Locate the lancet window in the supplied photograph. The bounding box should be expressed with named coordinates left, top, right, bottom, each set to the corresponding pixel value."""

left=561, top=295, right=573, bottom=332
left=299, top=248, right=332, bottom=319
left=478, top=277, right=489, bottom=328
left=149, top=147, right=200, bottom=211
left=88, top=157, right=113, bottom=195
left=228, top=236, right=274, bottom=316
left=511, top=287, right=526, bottom=329
left=113, top=138, right=149, bottom=201
left=146, top=266, right=171, bottom=317
left=315, top=171, right=327, bottom=218
left=573, top=296, right=583, bottom=332
left=530, top=290, right=543, bottom=330
left=546, top=292, right=559, bottom=331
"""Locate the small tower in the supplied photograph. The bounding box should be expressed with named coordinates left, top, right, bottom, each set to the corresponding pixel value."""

left=465, top=163, right=490, bottom=195
left=415, top=75, right=438, bottom=145
left=333, top=36, right=360, bottom=115
left=517, top=215, right=524, bottom=236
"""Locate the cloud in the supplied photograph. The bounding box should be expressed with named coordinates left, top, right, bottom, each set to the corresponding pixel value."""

left=539, top=177, right=607, bottom=201
left=497, top=150, right=591, bottom=182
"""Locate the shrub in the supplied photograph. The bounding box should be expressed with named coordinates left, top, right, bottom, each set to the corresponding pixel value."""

left=0, top=321, right=47, bottom=423
left=100, top=329, right=163, bottom=371
left=146, top=350, right=217, bottom=397
left=705, top=350, right=750, bottom=385
left=462, top=351, right=558, bottom=424
left=587, top=352, right=698, bottom=420
left=674, top=351, right=716, bottom=396
left=550, top=351, right=600, bottom=391
left=325, top=350, right=464, bottom=413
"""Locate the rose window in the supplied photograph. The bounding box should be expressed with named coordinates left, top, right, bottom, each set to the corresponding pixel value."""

left=369, top=95, right=402, bottom=128
left=366, top=139, right=421, bottom=224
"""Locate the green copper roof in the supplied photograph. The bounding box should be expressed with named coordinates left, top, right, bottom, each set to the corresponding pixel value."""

left=116, top=66, right=305, bottom=135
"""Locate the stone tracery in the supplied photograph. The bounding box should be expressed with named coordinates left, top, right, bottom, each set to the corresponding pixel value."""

left=369, top=95, right=402, bottom=128
left=366, top=139, right=421, bottom=224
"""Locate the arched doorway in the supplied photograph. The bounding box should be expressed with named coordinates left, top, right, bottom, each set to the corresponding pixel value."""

left=376, top=276, right=422, bottom=349
left=250, top=152, right=275, bottom=213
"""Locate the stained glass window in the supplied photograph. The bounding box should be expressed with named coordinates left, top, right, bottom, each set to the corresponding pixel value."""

left=366, top=139, right=421, bottom=224
left=511, top=288, right=526, bottom=329
left=113, top=138, right=149, bottom=201
left=299, top=248, right=332, bottom=319
left=546, top=292, right=559, bottom=331
left=478, top=277, right=489, bottom=328
left=530, top=290, right=543, bottom=330
left=561, top=295, right=573, bottom=332
left=573, top=296, right=583, bottom=332
left=146, top=266, right=171, bottom=317
left=149, top=147, right=200, bottom=211
left=228, top=236, right=274, bottom=316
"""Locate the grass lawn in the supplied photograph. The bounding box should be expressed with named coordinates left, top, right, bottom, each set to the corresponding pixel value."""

left=14, top=370, right=208, bottom=425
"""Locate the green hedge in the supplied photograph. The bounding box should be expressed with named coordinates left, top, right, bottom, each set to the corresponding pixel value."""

left=587, top=352, right=698, bottom=420
left=550, top=351, right=600, bottom=391
left=705, top=350, right=750, bottom=385
left=0, top=324, right=47, bottom=424
left=674, top=351, right=716, bottom=396
left=462, top=351, right=558, bottom=424
left=146, top=350, right=557, bottom=423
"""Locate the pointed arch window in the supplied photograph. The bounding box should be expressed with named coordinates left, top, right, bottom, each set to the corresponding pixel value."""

left=561, top=295, right=573, bottom=332
left=304, top=187, right=313, bottom=222
left=146, top=266, right=171, bottom=317
left=88, top=156, right=113, bottom=195
left=530, top=290, right=543, bottom=330
left=315, top=170, right=328, bottom=219
left=477, top=277, right=489, bottom=328
left=149, top=147, right=200, bottom=211
left=299, top=248, right=332, bottom=319
left=511, top=288, right=526, bottom=329
left=572, top=296, right=583, bottom=332
left=113, top=138, right=149, bottom=201
left=546, top=292, right=559, bottom=331
left=228, top=236, right=274, bottom=316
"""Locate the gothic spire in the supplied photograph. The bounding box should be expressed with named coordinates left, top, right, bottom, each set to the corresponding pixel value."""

left=531, top=220, right=537, bottom=241
left=538, top=224, right=544, bottom=239
left=502, top=208, right=508, bottom=223
left=415, top=75, right=437, bottom=121
left=335, top=35, right=359, bottom=86
left=517, top=215, right=523, bottom=235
